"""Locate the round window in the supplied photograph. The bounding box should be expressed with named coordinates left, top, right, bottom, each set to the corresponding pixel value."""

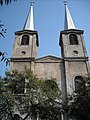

left=73, top=50, right=78, bottom=56
left=21, top=51, right=26, bottom=55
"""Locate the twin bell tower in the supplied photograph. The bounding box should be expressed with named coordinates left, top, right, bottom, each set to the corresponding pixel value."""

left=10, top=2, right=89, bottom=97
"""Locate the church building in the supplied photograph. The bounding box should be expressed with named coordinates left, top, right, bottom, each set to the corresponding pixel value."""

left=10, top=1, right=89, bottom=101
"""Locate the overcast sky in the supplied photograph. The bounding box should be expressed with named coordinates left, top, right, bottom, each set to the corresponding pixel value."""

left=0, top=0, right=90, bottom=76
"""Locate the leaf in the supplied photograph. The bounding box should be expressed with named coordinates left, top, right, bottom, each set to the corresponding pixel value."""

left=1, top=57, right=4, bottom=61
left=0, top=32, right=5, bottom=38
left=0, top=24, right=4, bottom=28
left=4, top=58, right=7, bottom=62
left=0, top=51, right=2, bottom=56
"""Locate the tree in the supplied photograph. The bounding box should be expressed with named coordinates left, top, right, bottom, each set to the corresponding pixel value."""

left=0, top=51, right=9, bottom=66
left=67, top=75, right=90, bottom=120
left=0, top=1, right=17, bottom=63
left=0, top=0, right=17, bottom=5
left=0, top=70, right=61, bottom=120
left=0, top=21, right=7, bottom=38
left=0, top=21, right=9, bottom=66
left=0, top=76, right=15, bottom=120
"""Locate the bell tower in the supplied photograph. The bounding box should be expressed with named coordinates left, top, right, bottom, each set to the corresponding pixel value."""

left=59, top=2, right=89, bottom=97
left=10, top=2, right=39, bottom=72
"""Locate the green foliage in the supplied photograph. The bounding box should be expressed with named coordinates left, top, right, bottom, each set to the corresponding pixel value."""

left=0, top=51, right=9, bottom=66
left=37, top=100, right=61, bottom=120
left=0, top=21, right=7, bottom=37
left=0, top=21, right=9, bottom=66
left=0, top=70, right=61, bottom=120
left=67, top=76, right=90, bottom=120
left=5, top=70, right=25, bottom=94
left=0, top=77, right=15, bottom=120
left=0, top=0, right=17, bottom=5
left=42, top=80, right=60, bottom=100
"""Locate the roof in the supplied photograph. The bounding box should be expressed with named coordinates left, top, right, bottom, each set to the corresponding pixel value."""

left=35, top=55, right=62, bottom=63
left=23, top=2, right=34, bottom=31
left=64, top=2, right=76, bottom=30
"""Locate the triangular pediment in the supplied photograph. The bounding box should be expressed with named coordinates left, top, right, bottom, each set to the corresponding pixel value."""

left=35, top=55, right=62, bottom=63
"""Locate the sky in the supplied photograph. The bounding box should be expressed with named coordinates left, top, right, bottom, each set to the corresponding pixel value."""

left=0, top=0, right=90, bottom=77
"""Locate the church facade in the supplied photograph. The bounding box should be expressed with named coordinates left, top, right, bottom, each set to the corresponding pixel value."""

left=10, top=2, right=89, bottom=100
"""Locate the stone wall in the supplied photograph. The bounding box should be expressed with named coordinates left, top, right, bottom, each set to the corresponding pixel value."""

left=34, top=56, right=62, bottom=88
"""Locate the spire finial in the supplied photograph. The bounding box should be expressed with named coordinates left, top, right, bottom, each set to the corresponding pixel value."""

left=23, top=1, right=34, bottom=31
left=63, top=0, right=67, bottom=5
left=30, top=1, right=34, bottom=6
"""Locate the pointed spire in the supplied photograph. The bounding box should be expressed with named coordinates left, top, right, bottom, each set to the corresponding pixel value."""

left=23, top=2, right=34, bottom=31
left=64, top=0, right=75, bottom=30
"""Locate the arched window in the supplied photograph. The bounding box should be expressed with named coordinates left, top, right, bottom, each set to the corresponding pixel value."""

left=69, top=34, right=78, bottom=45
left=21, top=35, right=29, bottom=45
left=74, top=76, right=83, bottom=91
left=14, top=114, right=21, bottom=120
left=44, top=80, right=58, bottom=90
